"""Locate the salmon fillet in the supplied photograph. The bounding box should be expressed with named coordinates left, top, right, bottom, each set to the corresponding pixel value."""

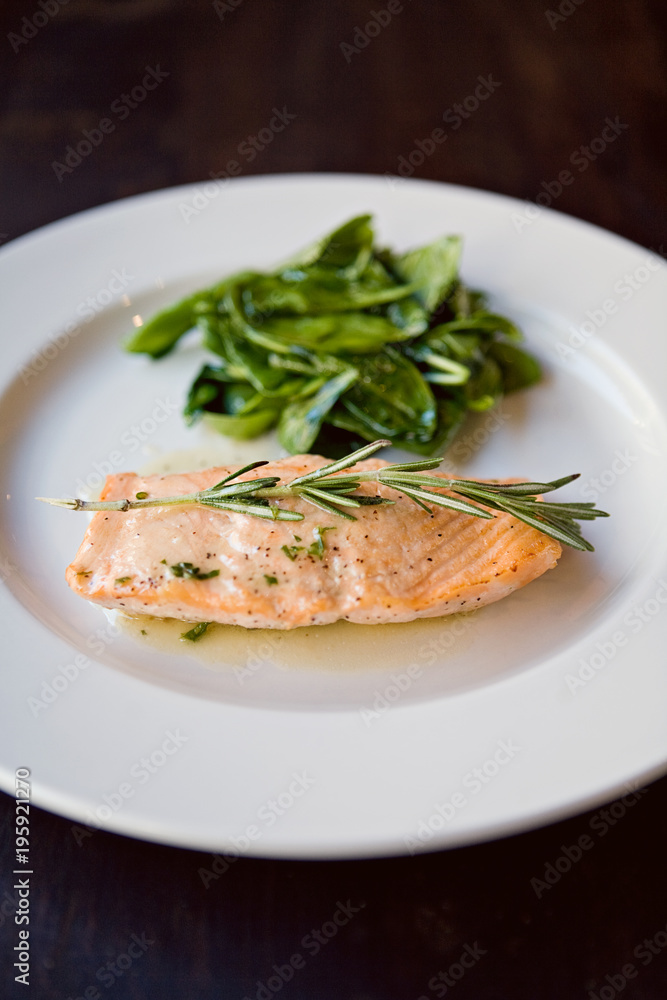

left=65, top=455, right=561, bottom=628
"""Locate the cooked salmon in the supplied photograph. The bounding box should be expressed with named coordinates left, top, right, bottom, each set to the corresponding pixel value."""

left=65, top=455, right=562, bottom=628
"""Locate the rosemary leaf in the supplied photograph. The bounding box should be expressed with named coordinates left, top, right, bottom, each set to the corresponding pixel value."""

left=392, top=484, right=493, bottom=518
left=209, top=461, right=271, bottom=490
left=287, top=439, right=391, bottom=486
left=297, top=490, right=358, bottom=519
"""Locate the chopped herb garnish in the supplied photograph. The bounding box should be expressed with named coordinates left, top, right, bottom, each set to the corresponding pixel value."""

left=170, top=562, right=220, bottom=580
left=136, top=491, right=148, bottom=499
left=160, top=559, right=167, bottom=564
left=293, top=535, right=302, bottom=542
left=181, top=622, right=211, bottom=641
left=307, top=526, right=336, bottom=559
left=264, top=574, right=279, bottom=585
left=114, top=576, right=132, bottom=585
left=140, top=629, right=147, bottom=636
left=281, top=544, right=304, bottom=561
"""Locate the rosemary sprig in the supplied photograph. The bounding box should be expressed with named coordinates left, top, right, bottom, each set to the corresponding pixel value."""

left=36, top=439, right=609, bottom=551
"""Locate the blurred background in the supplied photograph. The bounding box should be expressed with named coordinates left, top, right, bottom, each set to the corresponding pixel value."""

left=1, top=1, right=666, bottom=997
left=2, top=0, right=666, bottom=246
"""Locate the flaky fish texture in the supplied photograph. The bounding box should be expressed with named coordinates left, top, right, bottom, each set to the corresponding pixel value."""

left=66, top=455, right=562, bottom=629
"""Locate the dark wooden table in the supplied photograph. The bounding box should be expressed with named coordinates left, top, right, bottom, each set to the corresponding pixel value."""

left=1, top=2, right=666, bottom=996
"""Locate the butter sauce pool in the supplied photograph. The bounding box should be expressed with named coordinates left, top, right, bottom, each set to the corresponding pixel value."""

left=116, top=609, right=478, bottom=674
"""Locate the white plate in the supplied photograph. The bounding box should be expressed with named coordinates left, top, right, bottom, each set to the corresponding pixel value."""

left=1, top=174, right=666, bottom=858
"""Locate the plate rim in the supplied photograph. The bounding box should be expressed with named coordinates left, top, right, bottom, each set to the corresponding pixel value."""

left=1, top=172, right=666, bottom=858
